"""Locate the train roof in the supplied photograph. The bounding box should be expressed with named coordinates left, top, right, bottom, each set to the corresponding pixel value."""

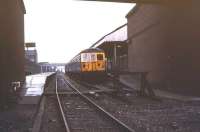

left=80, top=48, right=104, bottom=53
left=67, top=48, right=104, bottom=63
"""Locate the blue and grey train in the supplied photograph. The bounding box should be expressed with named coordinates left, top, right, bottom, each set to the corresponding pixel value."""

left=65, top=48, right=106, bottom=80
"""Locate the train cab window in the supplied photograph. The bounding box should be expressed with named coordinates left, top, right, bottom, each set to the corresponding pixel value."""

left=81, top=53, right=90, bottom=62
left=97, top=54, right=103, bottom=60
left=91, top=53, right=97, bottom=61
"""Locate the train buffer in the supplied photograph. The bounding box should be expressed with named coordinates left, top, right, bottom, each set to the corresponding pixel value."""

left=108, top=71, right=156, bottom=97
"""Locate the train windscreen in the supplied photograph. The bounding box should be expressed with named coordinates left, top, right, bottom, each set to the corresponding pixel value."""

left=81, top=53, right=97, bottom=62
left=97, top=54, right=103, bottom=60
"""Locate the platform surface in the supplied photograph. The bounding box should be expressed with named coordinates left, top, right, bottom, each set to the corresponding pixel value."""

left=119, top=76, right=200, bottom=101
left=19, top=72, right=54, bottom=104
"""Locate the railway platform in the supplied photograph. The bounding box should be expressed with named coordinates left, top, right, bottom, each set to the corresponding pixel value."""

left=119, top=76, right=200, bottom=102
left=19, top=72, right=54, bottom=104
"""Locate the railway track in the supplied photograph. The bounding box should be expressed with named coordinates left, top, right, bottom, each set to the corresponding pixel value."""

left=41, top=73, right=200, bottom=132
left=55, top=74, right=136, bottom=132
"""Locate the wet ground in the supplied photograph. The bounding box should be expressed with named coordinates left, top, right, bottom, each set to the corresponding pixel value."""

left=0, top=73, right=54, bottom=132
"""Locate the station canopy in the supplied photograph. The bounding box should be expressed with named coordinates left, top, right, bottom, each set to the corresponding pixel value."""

left=91, top=24, right=127, bottom=48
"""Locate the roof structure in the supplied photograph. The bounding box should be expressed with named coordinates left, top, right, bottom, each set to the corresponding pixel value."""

left=126, top=4, right=141, bottom=18
left=81, top=48, right=104, bottom=53
left=91, top=24, right=127, bottom=48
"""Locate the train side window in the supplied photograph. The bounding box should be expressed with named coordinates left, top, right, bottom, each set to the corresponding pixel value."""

left=97, top=54, right=103, bottom=60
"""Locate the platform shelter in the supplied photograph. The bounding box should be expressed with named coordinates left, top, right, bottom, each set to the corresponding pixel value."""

left=92, top=24, right=128, bottom=72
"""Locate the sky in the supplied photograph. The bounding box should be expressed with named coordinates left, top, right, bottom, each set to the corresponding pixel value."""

left=24, top=0, right=134, bottom=63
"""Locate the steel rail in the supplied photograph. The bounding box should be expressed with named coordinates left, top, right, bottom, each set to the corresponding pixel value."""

left=45, top=89, right=115, bottom=96
left=55, top=77, right=71, bottom=132
left=62, top=76, right=136, bottom=132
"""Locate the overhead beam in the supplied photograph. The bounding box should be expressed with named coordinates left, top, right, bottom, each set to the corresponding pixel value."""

left=77, top=0, right=168, bottom=3
left=78, top=0, right=190, bottom=4
left=78, top=0, right=135, bottom=3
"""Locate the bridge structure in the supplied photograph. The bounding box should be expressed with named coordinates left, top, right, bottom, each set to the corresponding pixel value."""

left=39, top=63, right=66, bottom=73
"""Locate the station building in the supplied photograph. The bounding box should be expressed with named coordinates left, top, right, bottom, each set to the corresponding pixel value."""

left=0, top=0, right=26, bottom=105
left=126, top=1, right=200, bottom=92
left=24, top=43, right=41, bottom=75
left=25, top=43, right=38, bottom=63
left=25, top=49, right=38, bottom=63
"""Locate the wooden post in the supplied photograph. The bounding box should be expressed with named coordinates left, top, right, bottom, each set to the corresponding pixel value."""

left=140, top=73, right=146, bottom=96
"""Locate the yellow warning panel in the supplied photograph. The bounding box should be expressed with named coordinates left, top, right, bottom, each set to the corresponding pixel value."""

left=96, top=61, right=105, bottom=71
left=81, top=62, right=93, bottom=72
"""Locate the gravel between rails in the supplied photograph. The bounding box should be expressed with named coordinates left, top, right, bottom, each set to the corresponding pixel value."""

left=87, top=92, right=200, bottom=132
left=59, top=75, right=132, bottom=132
left=40, top=95, right=66, bottom=132
left=41, top=74, right=66, bottom=132
left=43, top=74, right=132, bottom=132
left=60, top=95, right=125, bottom=132
left=65, top=76, right=100, bottom=92
left=42, top=73, right=200, bottom=132
left=64, top=74, right=200, bottom=132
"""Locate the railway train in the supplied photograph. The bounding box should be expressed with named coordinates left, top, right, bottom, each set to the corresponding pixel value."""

left=65, top=48, right=106, bottom=81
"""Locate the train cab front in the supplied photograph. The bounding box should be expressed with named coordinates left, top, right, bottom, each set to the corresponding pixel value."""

left=80, top=52, right=106, bottom=82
